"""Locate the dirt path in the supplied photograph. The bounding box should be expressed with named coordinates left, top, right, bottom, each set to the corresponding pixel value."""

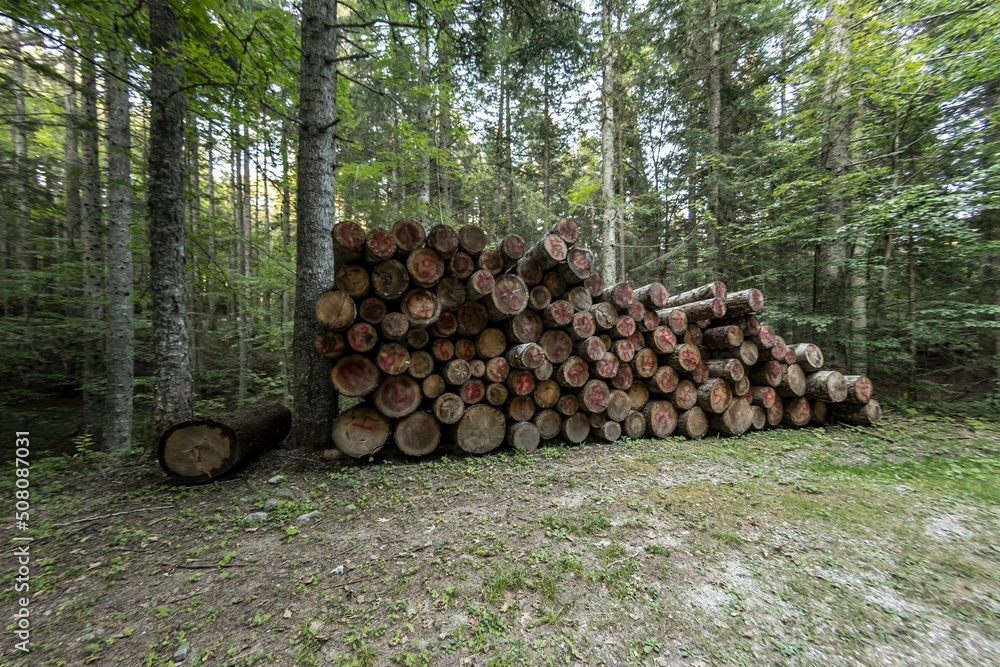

left=3, top=412, right=998, bottom=666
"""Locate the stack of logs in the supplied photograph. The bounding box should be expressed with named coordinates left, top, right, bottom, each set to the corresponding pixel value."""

left=315, top=218, right=881, bottom=459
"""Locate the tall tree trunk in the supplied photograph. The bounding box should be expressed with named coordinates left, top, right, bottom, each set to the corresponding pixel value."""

left=80, top=53, right=105, bottom=431
left=103, top=44, right=134, bottom=452
left=600, top=0, right=618, bottom=282
left=238, top=139, right=253, bottom=404
left=542, top=61, right=551, bottom=212
left=705, top=0, right=723, bottom=276
left=418, top=13, right=432, bottom=210
left=686, top=145, right=698, bottom=275
left=815, top=0, right=853, bottom=369
left=436, top=25, right=453, bottom=222
left=187, top=110, right=202, bottom=396
left=148, top=0, right=194, bottom=445
left=64, top=50, right=81, bottom=251
left=280, top=118, right=293, bottom=400
left=4, top=29, right=27, bottom=315
left=290, top=0, right=338, bottom=448
left=206, top=120, right=218, bottom=332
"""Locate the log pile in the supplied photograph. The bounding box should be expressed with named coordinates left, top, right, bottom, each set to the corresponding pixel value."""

left=317, top=217, right=881, bottom=459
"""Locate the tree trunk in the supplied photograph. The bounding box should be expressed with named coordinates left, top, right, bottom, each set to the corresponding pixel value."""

left=148, top=0, right=194, bottom=446
left=600, top=0, right=618, bottom=282
left=103, top=44, right=134, bottom=452
left=158, top=402, right=291, bottom=483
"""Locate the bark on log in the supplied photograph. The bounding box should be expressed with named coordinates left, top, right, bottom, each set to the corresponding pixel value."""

left=675, top=297, right=726, bottom=321
left=732, top=376, right=750, bottom=397
left=748, top=360, right=783, bottom=388
left=792, top=343, right=825, bottom=371
left=634, top=282, right=669, bottom=309
left=507, top=421, right=541, bottom=452
left=455, top=404, right=505, bottom=453
left=458, top=224, right=488, bottom=255
left=842, top=375, right=874, bottom=405
left=636, top=309, right=661, bottom=333
left=565, top=286, right=593, bottom=312
left=644, top=400, right=678, bottom=438
left=712, top=341, right=759, bottom=366
left=709, top=398, right=752, bottom=436
left=551, top=217, right=580, bottom=245
left=697, top=378, right=732, bottom=414
left=703, top=325, right=744, bottom=350
left=427, top=224, right=459, bottom=255
left=645, top=327, right=677, bottom=354
left=584, top=271, right=605, bottom=298
left=374, top=374, right=422, bottom=418
left=804, top=370, right=848, bottom=403
left=567, top=312, right=597, bottom=342
left=515, top=255, right=543, bottom=286
left=507, top=343, right=546, bottom=370
left=598, top=282, right=634, bottom=309
left=721, top=288, right=764, bottom=317
left=558, top=247, right=593, bottom=284
left=562, top=411, right=590, bottom=444
left=761, top=336, right=788, bottom=363
left=376, top=342, right=410, bottom=375
left=671, top=379, right=698, bottom=411
left=332, top=405, right=390, bottom=459
left=315, top=291, right=356, bottom=330
left=664, top=282, right=726, bottom=308
left=706, top=358, right=745, bottom=383
left=593, top=421, right=622, bottom=442
left=782, top=397, right=811, bottom=427
left=750, top=386, right=776, bottom=409
left=535, top=359, right=555, bottom=381
left=330, top=354, right=380, bottom=397
left=465, top=269, right=495, bottom=301
left=777, top=364, right=807, bottom=398
left=391, top=217, right=426, bottom=253
left=315, top=331, right=346, bottom=358
left=526, top=233, right=568, bottom=269
left=500, top=233, right=527, bottom=266
left=833, top=399, right=882, bottom=425
left=158, top=402, right=292, bottom=483
left=747, top=324, right=775, bottom=349
left=665, top=343, right=701, bottom=372
left=534, top=409, right=562, bottom=439
left=394, top=410, right=440, bottom=457
left=372, top=259, right=410, bottom=300
left=676, top=407, right=708, bottom=439
left=335, top=264, right=370, bottom=298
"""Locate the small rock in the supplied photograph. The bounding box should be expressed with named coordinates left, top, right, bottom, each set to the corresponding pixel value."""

left=331, top=565, right=345, bottom=575
left=243, top=512, right=268, bottom=522
left=322, top=448, right=345, bottom=462
left=264, top=498, right=281, bottom=510
left=173, top=642, right=191, bottom=663
left=274, top=487, right=296, bottom=499
left=267, top=475, right=286, bottom=485
left=296, top=511, right=319, bottom=524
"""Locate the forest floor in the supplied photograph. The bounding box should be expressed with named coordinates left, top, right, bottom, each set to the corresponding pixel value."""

left=3, top=408, right=999, bottom=667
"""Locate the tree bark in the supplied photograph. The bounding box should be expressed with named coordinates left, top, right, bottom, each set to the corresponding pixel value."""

left=148, top=0, right=194, bottom=446
left=600, top=0, right=618, bottom=282
left=103, top=43, right=134, bottom=452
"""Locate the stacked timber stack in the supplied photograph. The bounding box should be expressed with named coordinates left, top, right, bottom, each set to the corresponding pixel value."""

left=315, top=218, right=881, bottom=459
